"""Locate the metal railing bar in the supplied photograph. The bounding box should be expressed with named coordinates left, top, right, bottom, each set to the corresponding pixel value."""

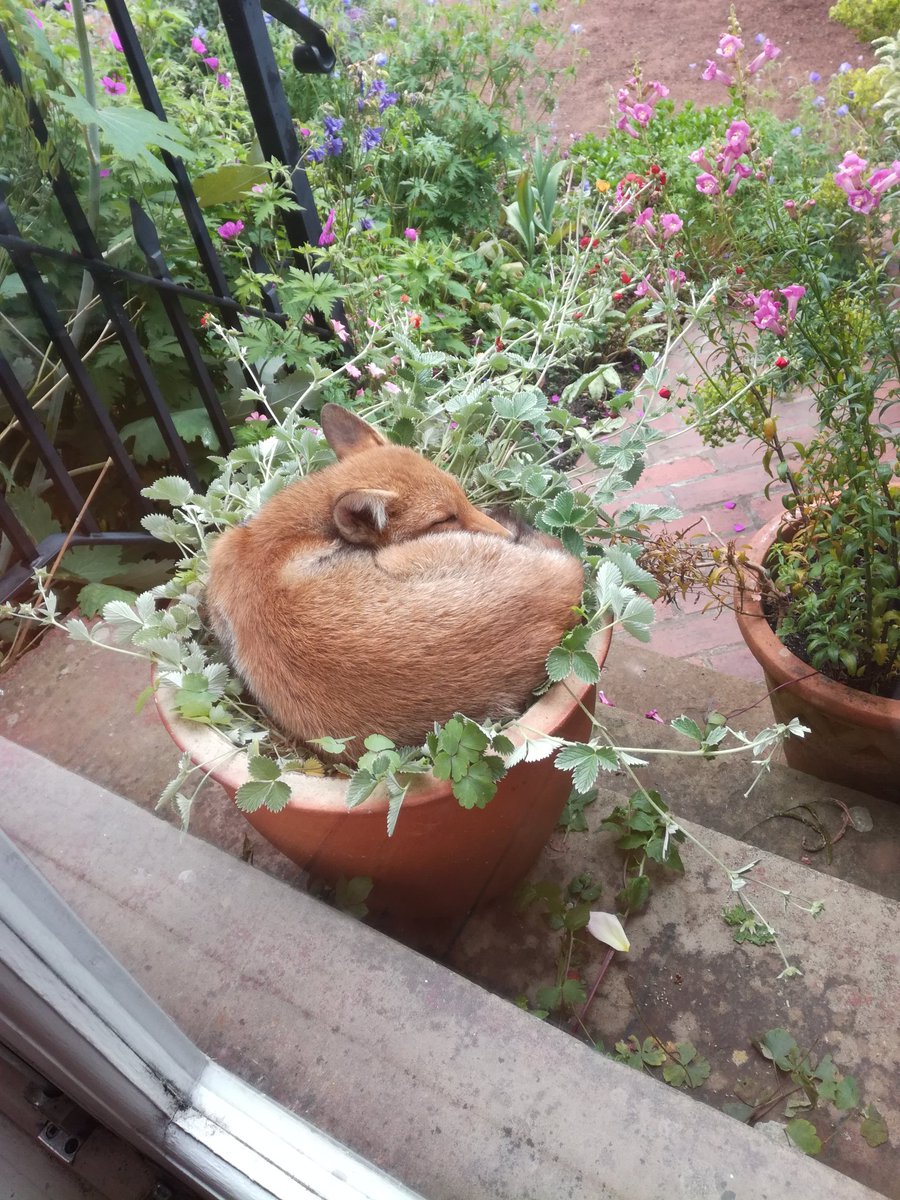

left=0, top=197, right=153, bottom=511
left=130, top=201, right=235, bottom=451
left=0, top=492, right=39, bottom=568
left=0, top=531, right=162, bottom=604
left=0, top=233, right=286, bottom=323
left=0, top=355, right=101, bottom=534
left=0, top=30, right=202, bottom=490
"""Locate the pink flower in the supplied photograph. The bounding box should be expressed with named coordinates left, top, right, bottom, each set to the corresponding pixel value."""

left=689, top=147, right=713, bottom=172
left=598, top=690, right=616, bottom=707
left=634, top=206, right=655, bottom=233
left=109, top=29, right=123, bottom=52
left=26, top=10, right=43, bottom=28
left=660, top=212, right=683, bottom=239
left=318, top=208, right=336, bottom=246
left=644, top=708, right=664, bottom=723
left=717, top=33, right=743, bottom=58
left=632, top=102, right=653, bottom=127
left=782, top=199, right=798, bottom=218
left=383, top=381, right=401, bottom=394
left=723, top=501, right=736, bottom=510
left=330, top=317, right=349, bottom=343
left=867, top=162, right=900, bottom=195
left=750, top=289, right=785, bottom=335
left=203, top=55, right=219, bottom=69
left=725, top=161, right=752, bottom=196
left=404, top=227, right=419, bottom=241
left=191, top=36, right=207, bottom=54
left=780, top=284, right=806, bottom=321
left=217, top=72, right=231, bottom=89
left=216, top=219, right=244, bottom=239
left=616, top=113, right=640, bottom=139
left=847, top=188, right=878, bottom=214
left=724, top=120, right=751, bottom=156
left=101, top=76, right=127, bottom=95
left=549, top=394, right=560, bottom=405
left=732, top=522, right=746, bottom=533
left=702, top=59, right=732, bottom=85
left=747, top=38, right=780, bottom=75
left=366, top=363, right=386, bottom=378
left=99, top=168, right=110, bottom=178
left=695, top=172, right=720, bottom=196
left=345, top=363, right=362, bottom=379
left=245, top=411, right=268, bottom=422
left=635, top=277, right=650, bottom=297
left=251, top=184, right=266, bottom=194
left=647, top=80, right=669, bottom=100
left=666, top=267, right=686, bottom=289
left=834, top=152, right=868, bottom=196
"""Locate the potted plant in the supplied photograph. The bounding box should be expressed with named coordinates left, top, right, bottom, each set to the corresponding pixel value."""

left=678, top=147, right=900, bottom=801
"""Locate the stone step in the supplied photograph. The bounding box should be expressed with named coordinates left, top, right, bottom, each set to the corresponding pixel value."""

left=0, top=737, right=889, bottom=1200
left=597, top=640, right=900, bottom=904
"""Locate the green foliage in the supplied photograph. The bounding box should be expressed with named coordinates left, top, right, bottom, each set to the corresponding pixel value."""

left=613, top=1035, right=711, bottom=1089
left=722, top=902, right=776, bottom=946
left=829, top=0, right=900, bottom=42
left=427, top=716, right=513, bottom=809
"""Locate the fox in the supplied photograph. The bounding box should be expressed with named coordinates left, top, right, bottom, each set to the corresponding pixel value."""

left=205, top=403, right=585, bottom=762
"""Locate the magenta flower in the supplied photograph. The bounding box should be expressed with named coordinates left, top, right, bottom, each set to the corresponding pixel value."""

left=345, top=363, right=362, bottom=379
left=666, top=267, right=686, bottom=289
left=747, top=38, right=780, bottom=75
left=330, top=317, right=349, bottom=343
left=217, top=72, right=231, bottom=89
left=191, top=35, right=207, bottom=54
left=631, top=102, right=654, bottom=127
left=716, top=33, right=743, bottom=58
left=733, top=523, right=746, bottom=533
left=702, top=59, right=732, bottom=85
left=660, top=212, right=683, bottom=239
left=780, top=284, right=806, bottom=321
left=847, top=189, right=878, bottom=214
left=216, top=219, right=244, bottom=240
left=26, top=9, right=43, bottom=28
left=549, top=394, right=560, bottom=405
left=99, top=168, right=110, bottom=178
left=648, top=80, right=669, bottom=100
left=644, top=708, right=665, bottom=723
left=634, top=206, right=655, bottom=232
left=689, top=147, right=714, bottom=172
left=101, top=76, right=127, bottom=95
left=724, top=120, right=751, bottom=156
left=634, top=277, right=650, bottom=298
left=203, top=55, right=219, bottom=69
left=725, top=161, right=752, bottom=196
left=109, top=29, right=123, bottom=52
left=404, top=227, right=419, bottom=241
left=318, top=208, right=336, bottom=246
left=245, top=411, right=268, bottom=422
left=598, top=690, right=615, bottom=707
left=723, top=501, right=736, bottom=510
left=695, top=172, right=720, bottom=196
left=616, top=113, right=640, bottom=139
left=868, top=162, right=900, bottom=195
left=834, top=151, right=868, bottom=195
left=750, top=290, right=785, bottom=335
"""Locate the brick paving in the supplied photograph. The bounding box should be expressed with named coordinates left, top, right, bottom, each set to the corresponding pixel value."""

left=579, top=343, right=825, bottom=682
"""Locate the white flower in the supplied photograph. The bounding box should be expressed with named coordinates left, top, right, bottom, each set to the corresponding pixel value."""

left=586, top=911, right=630, bottom=952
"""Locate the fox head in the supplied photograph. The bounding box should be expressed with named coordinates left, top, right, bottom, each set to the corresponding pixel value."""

left=319, top=404, right=512, bottom=546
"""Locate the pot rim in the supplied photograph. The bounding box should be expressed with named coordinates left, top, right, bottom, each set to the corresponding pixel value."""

left=734, top=512, right=900, bottom=732
left=154, top=624, right=612, bottom=814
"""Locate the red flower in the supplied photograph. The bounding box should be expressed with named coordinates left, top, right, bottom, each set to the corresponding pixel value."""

left=495, top=337, right=505, bottom=351
left=620, top=272, right=632, bottom=284
left=735, top=266, right=745, bottom=276
left=200, top=312, right=210, bottom=328
left=602, top=256, right=610, bottom=264
left=658, top=386, right=672, bottom=399
left=400, top=293, right=410, bottom=303
left=573, top=311, right=583, bottom=320
left=649, top=164, right=660, bottom=175
left=775, top=356, right=789, bottom=368
left=580, top=235, right=592, bottom=249
left=613, top=291, right=623, bottom=301
left=659, top=172, right=667, bottom=185
left=409, top=313, right=421, bottom=329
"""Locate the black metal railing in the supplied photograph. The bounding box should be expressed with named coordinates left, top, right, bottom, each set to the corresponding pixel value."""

left=0, top=0, right=337, bottom=602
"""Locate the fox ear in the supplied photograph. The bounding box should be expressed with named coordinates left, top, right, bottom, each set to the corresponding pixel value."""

left=320, top=404, right=387, bottom=459
left=333, top=489, right=398, bottom=544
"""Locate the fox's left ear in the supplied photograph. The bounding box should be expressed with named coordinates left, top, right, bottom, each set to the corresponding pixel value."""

left=321, top=404, right=387, bottom=459
left=333, top=489, right=398, bottom=544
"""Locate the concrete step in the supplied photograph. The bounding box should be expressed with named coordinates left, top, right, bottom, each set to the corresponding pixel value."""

left=596, top=640, right=900, bottom=903
left=0, top=737, right=890, bottom=1200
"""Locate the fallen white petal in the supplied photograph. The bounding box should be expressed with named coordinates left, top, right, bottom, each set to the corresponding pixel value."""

left=586, top=911, right=630, bottom=952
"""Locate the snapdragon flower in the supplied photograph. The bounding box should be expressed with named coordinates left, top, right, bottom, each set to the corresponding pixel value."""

left=747, top=38, right=780, bottom=75
left=318, top=208, right=336, bottom=246
left=702, top=59, right=732, bottom=86
left=660, top=212, right=683, bottom=238
left=716, top=33, right=743, bottom=58
left=695, top=172, right=719, bottom=195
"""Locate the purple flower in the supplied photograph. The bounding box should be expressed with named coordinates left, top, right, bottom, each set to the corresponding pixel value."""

left=324, top=136, right=344, bottom=157
left=838, top=61, right=852, bottom=74
left=307, top=145, right=326, bottom=163
left=318, top=208, right=336, bottom=246
left=644, top=708, right=664, bottom=723
left=716, top=33, right=743, bottom=58
left=790, top=125, right=802, bottom=137
left=836, top=104, right=849, bottom=117
left=323, top=114, right=345, bottom=137
left=109, top=29, right=123, bottom=52
left=217, top=72, right=230, bottom=89
left=847, top=188, right=878, bottom=214
left=203, top=55, right=219, bottom=69
left=194, top=24, right=208, bottom=37
left=660, top=212, right=683, bottom=239
left=217, top=219, right=244, bottom=240
left=379, top=90, right=399, bottom=112
left=101, top=76, right=127, bottom=95
left=812, top=95, right=825, bottom=109
left=809, top=71, right=820, bottom=83
left=702, top=59, right=732, bottom=85
left=780, top=284, right=805, bottom=321
left=191, top=35, right=207, bottom=54
left=732, top=523, right=746, bottom=533
left=387, top=17, right=397, bottom=27
left=404, top=227, right=419, bottom=241
left=359, top=217, right=373, bottom=230
left=529, top=1, right=539, bottom=11
left=374, top=52, right=388, bottom=66
left=360, top=125, right=384, bottom=151
left=747, top=38, right=780, bottom=75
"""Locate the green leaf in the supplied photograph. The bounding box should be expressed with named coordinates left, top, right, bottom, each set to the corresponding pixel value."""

left=723, top=1102, right=755, bottom=1123
left=535, top=985, right=562, bottom=1012
left=834, top=1076, right=860, bottom=1112
left=640, top=1038, right=666, bottom=1067
left=364, top=734, right=396, bottom=753
left=671, top=715, right=704, bottom=742
left=141, top=475, right=195, bottom=506
left=310, top=736, right=353, bottom=756
left=234, top=779, right=291, bottom=813
left=77, top=582, right=138, bottom=618
left=60, top=545, right=126, bottom=583
left=785, top=1119, right=822, bottom=1156
left=616, top=874, right=650, bottom=912
left=560, top=977, right=587, bottom=1006
left=860, top=1105, right=888, bottom=1148
left=452, top=761, right=498, bottom=809
left=757, top=1028, right=799, bottom=1072
left=555, top=745, right=601, bottom=794
left=248, top=755, right=281, bottom=782
left=193, top=162, right=269, bottom=207
left=346, top=770, right=378, bottom=809
left=48, top=90, right=194, bottom=180
left=3, top=489, right=61, bottom=542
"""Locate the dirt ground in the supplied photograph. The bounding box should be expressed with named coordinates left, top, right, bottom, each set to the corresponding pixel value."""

left=546, top=0, right=871, bottom=138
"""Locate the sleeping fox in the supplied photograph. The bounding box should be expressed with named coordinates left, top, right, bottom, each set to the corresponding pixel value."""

left=205, top=404, right=584, bottom=761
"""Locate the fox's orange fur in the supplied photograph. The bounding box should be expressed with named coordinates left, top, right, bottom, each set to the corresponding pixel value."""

left=205, top=404, right=584, bottom=761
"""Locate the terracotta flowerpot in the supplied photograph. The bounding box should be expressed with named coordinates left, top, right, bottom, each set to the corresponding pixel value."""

left=154, top=628, right=610, bottom=917
left=734, top=513, right=900, bottom=802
